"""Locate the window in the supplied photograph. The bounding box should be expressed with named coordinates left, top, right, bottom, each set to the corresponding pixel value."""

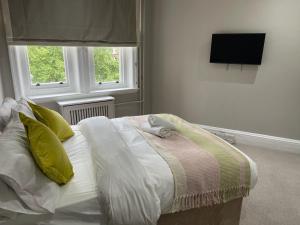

left=88, top=47, right=124, bottom=90
left=9, top=45, right=137, bottom=98
left=27, top=46, right=67, bottom=86
left=93, top=47, right=120, bottom=84
left=87, top=47, right=136, bottom=91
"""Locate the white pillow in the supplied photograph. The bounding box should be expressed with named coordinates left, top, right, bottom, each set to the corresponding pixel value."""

left=0, top=113, right=60, bottom=213
left=16, top=98, right=36, bottom=119
left=0, top=98, right=35, bottom=132
left=0, top=98, right=17, bottom=132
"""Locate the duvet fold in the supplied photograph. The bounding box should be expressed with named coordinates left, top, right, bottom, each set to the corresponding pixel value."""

left=78, top=117, right=161, bottom=225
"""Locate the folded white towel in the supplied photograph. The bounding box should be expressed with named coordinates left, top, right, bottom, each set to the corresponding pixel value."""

left=148, top=115, right=176, bottom=130
left=140, top=123, right=172, bottom=138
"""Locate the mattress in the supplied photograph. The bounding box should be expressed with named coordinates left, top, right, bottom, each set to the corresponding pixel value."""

left=3, top=119, right=257, bottom=225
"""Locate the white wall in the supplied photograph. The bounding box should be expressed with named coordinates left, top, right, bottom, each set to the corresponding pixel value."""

left=149, top=0, right=300, bottom=139
left=0, top=73, right=3, bottom=102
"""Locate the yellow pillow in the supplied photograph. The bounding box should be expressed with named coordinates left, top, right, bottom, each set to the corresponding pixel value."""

left=28, top=102, right=74, bottom=142
left=19, top=113, right=74, bottom=185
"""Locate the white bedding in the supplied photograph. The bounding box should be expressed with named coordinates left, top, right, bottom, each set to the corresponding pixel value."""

left=57, top=126, right=98, bottom=209
left=111, top=118, right=174, bottom=213
left=1, top=127, right=103, bottom=225
left=56, top=118, right=174, bottom=225
left=63, top=121, right=174, bottom=212
left=77, top=117, right=258, bottom=225
left=3, top=117, right=257, bottom=225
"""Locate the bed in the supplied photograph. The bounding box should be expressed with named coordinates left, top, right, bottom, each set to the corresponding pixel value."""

left=0, top=114, right=257, bottom=225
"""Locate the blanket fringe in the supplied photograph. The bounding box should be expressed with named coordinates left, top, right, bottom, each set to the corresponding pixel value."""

left=170, top=186, right=250, bottom=213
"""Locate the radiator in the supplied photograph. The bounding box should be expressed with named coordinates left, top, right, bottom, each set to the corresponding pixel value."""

left=57, top=96, right=115, bottom=125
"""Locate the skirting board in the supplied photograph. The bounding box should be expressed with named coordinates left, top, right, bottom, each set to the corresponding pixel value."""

left=199, top=125, right=300, bottom=154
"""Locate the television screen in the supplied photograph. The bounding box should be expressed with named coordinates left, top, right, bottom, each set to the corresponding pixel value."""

left=210, top=33, right=266, bottom=65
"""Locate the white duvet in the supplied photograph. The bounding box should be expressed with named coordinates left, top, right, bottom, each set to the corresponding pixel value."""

left=78, top=116, right=257, bottom=225
left=79, top=117, right=165, bottom=225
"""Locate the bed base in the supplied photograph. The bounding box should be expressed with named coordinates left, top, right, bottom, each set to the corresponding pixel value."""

left=5, top=198, right=243, bottom=225
left=158, top=198, right=243, bottom=225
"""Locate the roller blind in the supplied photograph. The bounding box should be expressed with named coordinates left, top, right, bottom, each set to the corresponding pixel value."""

left=3, top=0, right=137, bottom=46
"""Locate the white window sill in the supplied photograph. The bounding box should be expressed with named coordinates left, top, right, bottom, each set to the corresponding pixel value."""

left=29, top=88, right=139, bottom=104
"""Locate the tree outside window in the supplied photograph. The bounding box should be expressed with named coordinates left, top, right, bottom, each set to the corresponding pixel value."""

left=93, top=47, right=120, bottom=83
left=27, top=46, right=66, bottom=84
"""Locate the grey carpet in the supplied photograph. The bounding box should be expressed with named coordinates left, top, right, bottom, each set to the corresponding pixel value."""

left=237, top=144, right=300, bottom=225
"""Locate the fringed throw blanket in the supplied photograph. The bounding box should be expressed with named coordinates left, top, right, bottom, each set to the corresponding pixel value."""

left=128, top=114, right=251, bottom=213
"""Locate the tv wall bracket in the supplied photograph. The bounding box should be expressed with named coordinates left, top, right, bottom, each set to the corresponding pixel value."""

left=226, top=64, right=244, bottom=71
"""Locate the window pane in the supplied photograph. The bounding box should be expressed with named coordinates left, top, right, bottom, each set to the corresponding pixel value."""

left=27, top=46, right=66, bottom=84
left=93, top=47, right=120, bottom=83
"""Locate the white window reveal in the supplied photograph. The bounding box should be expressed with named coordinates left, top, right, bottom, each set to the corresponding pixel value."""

left=9, top=45, right=138, bottom=99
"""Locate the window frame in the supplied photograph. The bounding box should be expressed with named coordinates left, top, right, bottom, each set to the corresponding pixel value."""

left=27, top=46, right=70, bottom=88
left=9, top=46, right=78, bottom=97
left=9, top=45, right=138, bottom=99
left=87, top=47, right=126, bottom=91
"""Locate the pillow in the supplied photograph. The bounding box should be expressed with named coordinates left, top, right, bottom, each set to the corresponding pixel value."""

left=0, top=97, right=35, bottom=132
left=0, top=98, right=17, bottom=131
left=0, top=113, right=60, bottom=213
left=19, top=112, right=74, bottom=185
left=28, top=102, right=74, bottom=142
left=16, top=98, right=36, bottom=119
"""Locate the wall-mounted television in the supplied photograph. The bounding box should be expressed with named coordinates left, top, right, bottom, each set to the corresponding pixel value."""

left=210, top=33, right=266, bottom=65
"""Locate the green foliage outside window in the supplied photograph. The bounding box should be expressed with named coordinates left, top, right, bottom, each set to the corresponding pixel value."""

left=27, top=46, right=120, bottom=85
left=93, top=48, right=120, bottom=83
left=28, top=46, right=66, bottom=84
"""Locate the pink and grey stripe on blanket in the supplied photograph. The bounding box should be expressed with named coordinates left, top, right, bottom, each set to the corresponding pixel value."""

left=128, top=114, right=251, bottom=213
